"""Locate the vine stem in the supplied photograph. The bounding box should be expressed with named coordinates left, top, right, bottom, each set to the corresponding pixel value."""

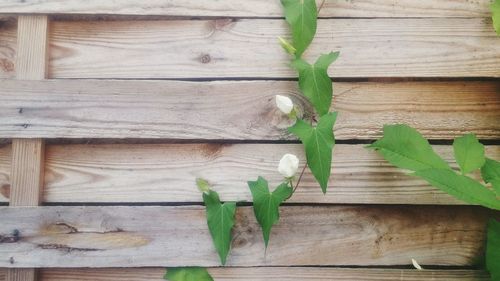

left=318, top=0, right=326, bottom=14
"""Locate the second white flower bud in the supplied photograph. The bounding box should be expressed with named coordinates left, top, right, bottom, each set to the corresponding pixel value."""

left=275, top=95, right=294, bottom=115
left=278, top=153, right=300, bottom=178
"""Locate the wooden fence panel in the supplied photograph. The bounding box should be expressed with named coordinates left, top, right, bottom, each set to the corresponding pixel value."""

left=0, top=144, right=498, bottom=205
left=45, top=19, right=500, bottom=79
left=0, top=80, right=498, bottom=140
left=0, top=205, right=489, bottom=267
left=0, top=0, right=492, bottom=17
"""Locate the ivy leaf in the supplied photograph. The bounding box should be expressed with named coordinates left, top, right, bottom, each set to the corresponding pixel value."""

left=453, top=133, right=485, bottom=175
left=289, top=112, right=337, bottom=193
left=492, top=0, right=500, bottom=35
left=367, top=124, right=450, bottom=171
left=292, top=52, right=339, bottom=117
left=414, top=168, right=500, bottom=210
left=202, top=190, right=236, bottom=265
left=248, top=177, right=293, bottom=247
left=164, top=268, right=214, bottom=281
left=486, top=219, right=500, bottom=281
left=481, top=158, right=500, bottom=196
left=281, top=0, right=317, bottom=57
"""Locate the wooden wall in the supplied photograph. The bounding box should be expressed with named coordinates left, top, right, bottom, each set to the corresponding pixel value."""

left=0, top=0, right=499, bottom=280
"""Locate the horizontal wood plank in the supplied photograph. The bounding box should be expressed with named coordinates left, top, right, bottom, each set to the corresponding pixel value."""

left=0, top=80, right=498, bottom=140
left=0, top=19, right=16, bottom=79
left=0, top=143, right=498, bottom=204
left=20, top=268, right=489, bottom=281
left=0, top=205, right=489, bottom=267
left=45, top=19, right=500, bottom=78
left=0, top=0, right=492, bottom=18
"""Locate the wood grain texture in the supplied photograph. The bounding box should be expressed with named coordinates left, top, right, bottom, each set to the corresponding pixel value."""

left=0, top=205, right=489, bottom=267
left=0, top=0, right=491, bottom=18
left=38, top=268, right=491, bottom=281
left=9, top=139, right=44, bottom=206
left=0, top=144, right=498, bottom=204
left=0, top=18, right=16, bottom=79
left=47, top=19, right=500, bottom=79
left=9, top=15, right=49, bottom=281
left=0, top=80, right=498, bottom=140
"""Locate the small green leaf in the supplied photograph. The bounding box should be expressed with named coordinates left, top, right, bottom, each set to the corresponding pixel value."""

left=492, top=0, right=500, bottom=35
left=481, top=158, right=500, bottom=196
left=248, top=177, right=293, bottom=247
left=292, top=52, right=339, bottom=116
left=196, top=178, right=211, bottom=194
left=202, top=190, right=236, bottom=265
left=289, top=112, right=337, bottom=193
left=165, top=267, right=214, bottom=281
left=487, top=219, right=500, bottom=281
left=453, top=133, right=485, bottom=174
left=278, top=36, right=297, bottom=55
left=367, top=124, right=450, bottom=171
left=414, top=169, right=500, bottom=210
left=281, top=0, right=317, bottom=57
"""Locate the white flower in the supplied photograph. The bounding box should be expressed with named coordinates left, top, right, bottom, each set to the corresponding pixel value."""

left=278, top=154, right=299, bottom=178
left=411, top=258, right=423, bottom=270
left=275, top=95, right=294, bottom=115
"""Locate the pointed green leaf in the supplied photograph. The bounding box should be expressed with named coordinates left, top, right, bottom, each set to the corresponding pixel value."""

left=414, top=169, right=500, bottom=210
left=292, top=52, right=339, bottom=116
left=202, top=190, right=236, bottom=265
left=487, top=219, right=500, bottom=281
left=165, top=268, right=214, bottom=281
left=196, top=178, right=211, bottom=194
left=492, top=0, right=500, bottom=35
left=289, top=112, right=337, bottom=193
left=278, top=36, right=297, bottom=55
left=481, top=158, right=500, bottom=196
left=248, top=177, right=293, bottom=247
left=453, top=133, right=485, bottom=174
left=281, top=0, right=317, bottom=57
left=367, top=124, right=450, bottom=171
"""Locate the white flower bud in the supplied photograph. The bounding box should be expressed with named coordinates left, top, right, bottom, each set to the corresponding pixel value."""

left=275, top=95, right=294, bottom=115
left=278, top=153, right=299, bottom=178
left=411, top=258, right=423, bottom=270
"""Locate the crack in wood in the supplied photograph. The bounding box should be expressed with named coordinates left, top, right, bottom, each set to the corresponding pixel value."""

left=37, top=243, right=102, bottom=253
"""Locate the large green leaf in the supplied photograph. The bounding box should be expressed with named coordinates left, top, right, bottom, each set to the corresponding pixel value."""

left=367, top=124, right=450, bottom=171
left=289, top=112, right=337, bottom=193
left=414, top=168, right=500, bottom=210
left=453, top=133, right=485, bottom=174
left=281, top=0, right=317, bottom=57
left=202, top=190, right=236, bottom=265
left=248, top=177, right=293, bottom=247
left=292, top=52, right=339, bottom=116
left=492, top=0, right=500, bottom=35
left=165, top=268, right=214, bottom=281
left=487, top=219, right=500, bottom=281
left=481, top=157, right=500, bottom=196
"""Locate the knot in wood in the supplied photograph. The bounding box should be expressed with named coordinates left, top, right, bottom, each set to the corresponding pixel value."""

left=200, top=54, right=211, bottom=64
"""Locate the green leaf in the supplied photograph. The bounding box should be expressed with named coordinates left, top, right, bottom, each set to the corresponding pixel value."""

left=292, top=52, right=339, bottom=116
left=414, top=168, right=500, bottom=210
left=487, top=219, right=500, bottom=281
left=367, top=124, right=450, bottom=171
left=492, top=0, right=500, bottom=35
left=289, top=112, right=337, bottom=193
left=281, top=0, right=317, bottom=57
left=481, top=158, right=500, bottom=196
left=278, top=36, right=297, bottom=55
left=196, top=178, right=211, bottom=194
left=202, top=190, right=236, bottom=265
left=248, top=177, right=293, bottom=247
left=165, top=268, right=214, bottom=281
left=453, top=133, right=485, bottom=174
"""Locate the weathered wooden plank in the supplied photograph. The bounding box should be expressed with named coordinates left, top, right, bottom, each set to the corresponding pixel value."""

left=9, top=15, right=49, bottom=281
left=46, top=18, right=500, bottom=78
left=0, top=80, right=498, bottom=140
left=0, top=0, right=491, bottom=18
left=0, top=18, right=16, bottom=79
left=0, top=144, right=498, bottom=204
left=0, top=205, right=489, bottom=267
left=37, top=268, right=491, bottom=281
